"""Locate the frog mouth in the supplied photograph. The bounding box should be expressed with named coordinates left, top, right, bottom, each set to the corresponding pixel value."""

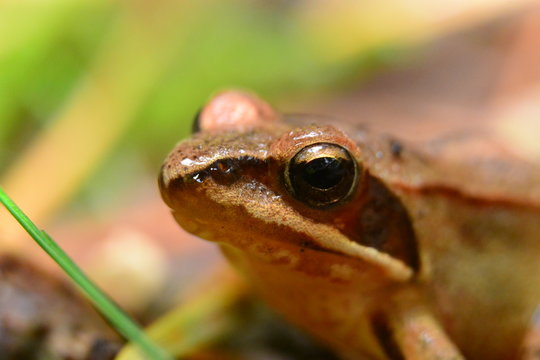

left=192, top=180, right=415, bottom=283
left=171, top=197, right=414, bottom=286
left=159, top=153, right=415, bottom=283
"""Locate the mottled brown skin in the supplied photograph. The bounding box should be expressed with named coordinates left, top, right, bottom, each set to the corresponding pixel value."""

left=159, top=91, right=540, bottom=359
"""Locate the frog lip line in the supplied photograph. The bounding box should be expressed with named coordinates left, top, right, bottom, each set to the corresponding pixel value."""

left=162, top=163, right=413, bottom=281
left=214, top=219, right=413, bottom=283
left=163, top=155, right=419, bottom=279
left=203, top=183, right=414, bottom=282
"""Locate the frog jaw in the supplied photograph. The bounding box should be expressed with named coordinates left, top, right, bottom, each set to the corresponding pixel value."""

left=161, top=166, right=413, bottom=284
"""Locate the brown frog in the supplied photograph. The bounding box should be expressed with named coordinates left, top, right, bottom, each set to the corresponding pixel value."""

left=159, top=90, right=540, bottom=359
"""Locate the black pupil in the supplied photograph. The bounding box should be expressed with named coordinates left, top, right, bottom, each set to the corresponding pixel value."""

left=301, top=157, right=344, bottom=190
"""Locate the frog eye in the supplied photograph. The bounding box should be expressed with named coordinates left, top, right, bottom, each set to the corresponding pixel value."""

left=285, top=143, right=359, bottom=208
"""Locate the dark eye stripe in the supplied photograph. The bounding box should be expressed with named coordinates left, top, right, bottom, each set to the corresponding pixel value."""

left=178, top=156, right=267, bottom=186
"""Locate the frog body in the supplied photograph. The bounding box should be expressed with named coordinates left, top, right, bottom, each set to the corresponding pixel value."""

left=159, top=91, right=540, bottom=359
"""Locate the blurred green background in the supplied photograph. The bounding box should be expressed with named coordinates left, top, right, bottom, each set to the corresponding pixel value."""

left=2, top=0, right=532, bottom=231
left=1, top=0, right=397, bottom=225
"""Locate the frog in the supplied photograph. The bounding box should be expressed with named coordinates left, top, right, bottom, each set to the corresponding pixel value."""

left=159, top=90, right=540, bottom=359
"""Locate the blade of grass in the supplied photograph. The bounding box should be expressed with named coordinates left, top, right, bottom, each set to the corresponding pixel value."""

left=0, top=187, right=172, bottom=360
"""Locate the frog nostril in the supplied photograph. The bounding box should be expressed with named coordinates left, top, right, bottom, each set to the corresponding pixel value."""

left=209, top=159, right=240, bottom=185
left=186, top=171, right=208, bottom=184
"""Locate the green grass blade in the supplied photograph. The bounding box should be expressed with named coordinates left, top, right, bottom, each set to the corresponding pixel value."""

left=0, top=187, right=172, bottom=360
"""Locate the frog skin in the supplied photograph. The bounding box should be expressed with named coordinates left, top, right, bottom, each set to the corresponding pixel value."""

left=159, top=91, right=540, bottom=359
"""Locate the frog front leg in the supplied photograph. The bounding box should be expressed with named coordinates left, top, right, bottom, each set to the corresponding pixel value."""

left=373, top=293, right=465, bottom=360
left=521, top=310, right=540, bottom=360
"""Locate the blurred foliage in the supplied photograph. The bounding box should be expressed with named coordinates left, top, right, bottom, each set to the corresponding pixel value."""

left=1, top=0, right=534, bottom=235
left=127, top=2, right=385, bottom=165
left=0, top=1, right=115, bottom=170
left=0, top=0, right=402, bottom=223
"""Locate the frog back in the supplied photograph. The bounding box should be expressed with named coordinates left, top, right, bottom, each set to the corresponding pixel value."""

left=346, top=124, right=540, bottom=359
